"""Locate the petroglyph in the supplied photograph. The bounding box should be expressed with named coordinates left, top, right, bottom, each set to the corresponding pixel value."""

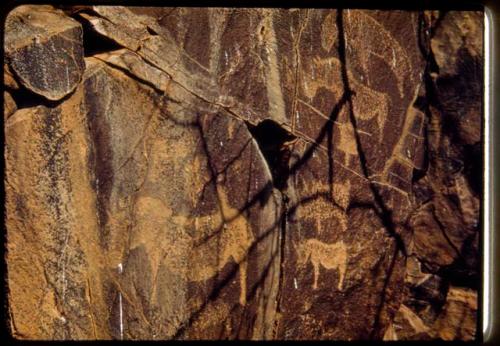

left=298, top=197, right=348, bottom=234
left=6, top=7, right=481, bottom=340
left=133, top=184, right=254, bottom=306
left=302, top=57, right=389, bottom=139
left=380, top=89, right=423, bottom=183
left=337, top=120, right=358, bottom=166
left=297, top=180, right=350, bottom=226
left=320, top=12, right=338, bottom=52
left=188, top=184, right=254, bottom=306
left=344, top=10, right=413, bottom=98
left=295, top=239, right=348, bottom=290
left=332, top=180, right=351, bottom=210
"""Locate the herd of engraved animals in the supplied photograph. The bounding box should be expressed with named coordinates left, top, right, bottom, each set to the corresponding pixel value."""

left=139, top=11, right=412, bottom=304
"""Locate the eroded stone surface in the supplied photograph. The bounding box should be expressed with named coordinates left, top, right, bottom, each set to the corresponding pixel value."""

left=4, top=7, right=482, bottom=341
left=4, top=91, right=17, bottom=120
left=5, top=5, right=85, bottom=100
left=6, top=56, right=282, bottom=340
left=4, top=63, right=20, bottom=90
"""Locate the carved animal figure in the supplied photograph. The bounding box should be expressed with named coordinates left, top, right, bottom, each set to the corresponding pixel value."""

left=344, top=10, right=413, bottom=98
left=133, top=184, right=254, bottom=306
left=187, top=184, right=254, bottom=306
left=295, top=238, right=348, bottom=290
left=303, top=57, right=390, bottom=140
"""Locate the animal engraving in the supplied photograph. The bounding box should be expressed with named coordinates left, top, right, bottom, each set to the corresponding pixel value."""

left=295, top=239, right=348, bottom=290
left=133, top=184, right=254, bottom=306
left=332, top=179, right=351, bottom=210
left=299, top=180, right=351, bottom=213
left=344, top=10, right=413, bottom=98
left=298, top=196, right=348, bottom=234
left=337, top=120, right=358, bottom=166
left=188, top=184, right=254, bottom=306
left=296, top=181, right=350, bottom=232
left=320, top=12, right=338, bottom=52
left=302, top=57, right=390, bottom=140
left=379, top=90, right=424, bottom=187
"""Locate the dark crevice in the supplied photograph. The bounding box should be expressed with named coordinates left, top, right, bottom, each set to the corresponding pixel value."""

left=246, top=119, right=296, bottom=192
left=72, top=11, right=123, bottom=57
left=411, top=95, right=430, bottom=185
left=245, top=119, right=296, bottom=337
left=5, top=74, right=75, bottom=110
left=83, top=78, right=114, bottom=248
left=146, top=26, right=159, bottom=36
left=273, top=194, right=289, bottom=338
left=463, top=142, right=482, bottom=195
left=434, top=229, right=479, bottom=290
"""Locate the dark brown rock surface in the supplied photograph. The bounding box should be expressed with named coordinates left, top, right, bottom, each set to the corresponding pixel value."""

left=4, top=5, right=85, bottom=101
left=4, top=6, right=482, bottom=341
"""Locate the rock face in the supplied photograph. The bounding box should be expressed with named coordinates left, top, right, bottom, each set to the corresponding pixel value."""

left=4, top=5, right=85, bottom=101
left=4, top=6, right=482, bottom=341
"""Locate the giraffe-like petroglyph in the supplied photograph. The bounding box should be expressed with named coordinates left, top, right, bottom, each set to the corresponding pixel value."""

left=376, top=88, right=424, bottom=190
left=295, top=239, right=348, bottom=290
left=132, top=184, right=254, bottom=306
left=320, top=12, right=338, bottom=53
left=187, top=184, right=254, bottom=306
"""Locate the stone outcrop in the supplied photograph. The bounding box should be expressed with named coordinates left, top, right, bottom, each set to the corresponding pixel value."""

left=4, top=6, right=482, bottom=341
left=4, top=5, right=85, bottom=101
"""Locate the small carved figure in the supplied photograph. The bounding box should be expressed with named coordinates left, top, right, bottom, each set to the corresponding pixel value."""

left=295, top=238, right=348, bottom=290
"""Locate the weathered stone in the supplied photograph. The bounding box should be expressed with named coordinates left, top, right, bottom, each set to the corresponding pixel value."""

left=4, top=63, right=20, bottom=90
left=385, top=284, right=477, bottom=341
left=408, top=10, right=481, bottom=284
left=5, top=5, right=85, bottom=100
left=4, top=6, right=482, bottom=341
left=4, top=91, right=17, bottom=120
left=6, top=56, right=282, bottom=340
left=433, top=287, right=477, bottom=340
left=6, top=86, right=104, bottom=339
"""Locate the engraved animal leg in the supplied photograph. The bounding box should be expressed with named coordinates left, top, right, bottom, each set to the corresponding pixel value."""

left=378, top=116, right=384, bottom=141
left=338, top=263, right=346, bottom=291
left=313, top=262, right=319, bottom=290
left=344, top=152, right=350, bottom=167
left=239, top=258, right=247, bottom=306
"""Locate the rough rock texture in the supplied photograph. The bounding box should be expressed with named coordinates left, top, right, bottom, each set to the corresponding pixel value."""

left=4, top=6, right=482, bottom=341
left=4, top=5, right=85, bottom=101
left=3, top=91, right=17, bottom=120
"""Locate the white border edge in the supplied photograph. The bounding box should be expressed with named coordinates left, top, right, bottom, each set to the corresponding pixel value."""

left=483, top=7, right=493, bottom=339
